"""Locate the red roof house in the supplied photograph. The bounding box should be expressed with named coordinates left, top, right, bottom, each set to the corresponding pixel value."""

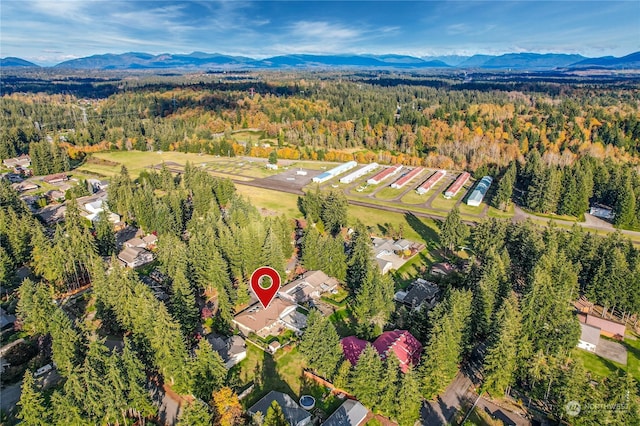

left=341, top=336, right=369, bottom=366
left=340, top=330, right=422, bottom=373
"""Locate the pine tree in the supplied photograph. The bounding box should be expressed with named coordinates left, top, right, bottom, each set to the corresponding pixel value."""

left=439, top=206, right=469, bottom=255
left=299, top=310, right=342, bottom=379
left=263, top=400, right=288, bottom=426
left=190, top=340, right=227, bottom=401
left=346, top=222, right=374, bottom=294
left=178, top=400, right=212, bottom=426
left=17, top=370, right=49, bottom=426
left=482, top=292, right=521, bottom=396
left=170, top=265, right=199, bottom=336
left=614, top=173, right=637, bottom=228
left=420, top=289, right=472, bottom=399
left=352, top=269, right=395, bottom=338
left=492, top=162, right=516, bottom=210
left=396, top=367, right=423, bottom=426
left=321, top=190, right=348, bottom=235
left=351, top=344, right=383, bottom=410
left=95, top=210, right=116, bottom=256
left=379, top=355, right=401, bottom=418
left=50, top=390, right=84, bottom=426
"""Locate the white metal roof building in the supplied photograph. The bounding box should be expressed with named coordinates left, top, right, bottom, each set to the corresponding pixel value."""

left=312, top=161, right=358, bottom=183
left=466, top=176, right=493, bottom=206
left=339, top=163, right=378, bottom=184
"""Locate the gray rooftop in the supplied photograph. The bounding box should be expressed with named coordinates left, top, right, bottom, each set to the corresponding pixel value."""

left=579, top=322, right=601, bottom=346
left=323, top=399, right=368, bottom=426
left=248, top=390, right=311, bottom=426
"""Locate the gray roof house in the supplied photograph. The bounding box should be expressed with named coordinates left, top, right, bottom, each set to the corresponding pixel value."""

left=209, top=335, right=247, bottom=368
left=278, top=270, right=339, bottom=304
left=394, top=278, right=440, bottom=311
left=118, top=247, right=154, bottom=268
left=248, top=391, right=311, bottom=426
left=323, top=399, right=368, bottom=426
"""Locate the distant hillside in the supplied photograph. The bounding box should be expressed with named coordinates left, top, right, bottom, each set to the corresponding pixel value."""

left=479, top=53, right=586, bottom=69
left=10, top=50, right=635, bottom=71
left=0, top=57, right=39, bottom=67
left=569, top=51, right=640, bottom=69
left=55, top=52, right=253, bottom=69
left=253, top=54, right=448, bottom=69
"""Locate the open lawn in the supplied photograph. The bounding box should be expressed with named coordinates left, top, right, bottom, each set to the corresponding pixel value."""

left=401, top=190, right=430, bottom=205
left=77, top=151, right=219, bottom=178
left=573, top=333, right=640, bottom=383
left=234, top=184, right=300, bottom=217
left=572, top=348, right=625, bottom=379
left=348, top=205, right=440, bottom=247
left=430, top=186, right=468, bottom=210
left=458, top=201, right=486, bottom=216
left=374, top=186, right=406, bottom=200
left=233, top=343, right=343, bottom=419
left=487, top=204, right=515, bottom=219
left=392, top=249, right=444, bottom=289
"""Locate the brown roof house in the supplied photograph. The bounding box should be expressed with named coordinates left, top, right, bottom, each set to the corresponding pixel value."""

left=578, top=313, right=626, bottom=340
left=278, top=270, right=339, bottom=304
left=118, top=247, right=154, bottom=268
left=3, top=154, right=31, bottom=169
left=43, top=173, right=69, bottom=184
left=233, top=298, right=307, bottom=338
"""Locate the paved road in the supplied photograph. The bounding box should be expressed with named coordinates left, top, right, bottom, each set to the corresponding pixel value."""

left=421, top=371, right=531, bottom=426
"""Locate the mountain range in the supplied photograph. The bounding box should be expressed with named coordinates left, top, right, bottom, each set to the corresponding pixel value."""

left=2, top=51, right=639, bottom=70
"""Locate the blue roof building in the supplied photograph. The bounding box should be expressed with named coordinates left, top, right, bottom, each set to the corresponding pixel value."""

left=466, top=176, right=493, bottom=206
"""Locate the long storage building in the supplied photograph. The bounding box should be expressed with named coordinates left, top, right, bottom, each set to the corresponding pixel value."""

left=391, top=167, right=424, bottom=189
left=416, top=170, right=446, bottom=195
left=312, top=161, right=358, bottom=183
left=466, top=175, right=493, bottom=206
left=340, top=163, right=379, bottom=184
left=367, top=164, right=403, bottom=185
left=444, top=172, right=470, bottom=199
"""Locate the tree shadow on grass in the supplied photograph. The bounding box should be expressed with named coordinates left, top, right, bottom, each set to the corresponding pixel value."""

left=404, top=212, right=440, bottom=250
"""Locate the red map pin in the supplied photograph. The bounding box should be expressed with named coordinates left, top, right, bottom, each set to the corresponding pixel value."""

left=250, top=266, right=281, bottom=309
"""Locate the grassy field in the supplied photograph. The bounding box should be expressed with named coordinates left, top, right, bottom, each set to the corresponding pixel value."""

left=374, top=186, right=405, bottom=200
left=233, top=343, right=343, bottom=418
left=573, top=333, right=640, bottom=383
left=401, top=190, right=430, bottom=205
left=430, top=186, right=469, bottom=210
left=234, top=184, right=301, bottom=218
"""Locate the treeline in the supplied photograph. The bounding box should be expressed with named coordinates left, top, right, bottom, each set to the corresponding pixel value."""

left=2, top=75, right=639, bottom=171
left=489, top=152, right=640, bottom=228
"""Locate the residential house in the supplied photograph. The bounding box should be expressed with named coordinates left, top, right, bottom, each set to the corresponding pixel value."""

left=278, top=270, right=339, bottom=304
left=209, top=335, right=247, bottom=368
left=43, top=173, right=69, bottom=184
left=430, top=262, right=456, bottom=277
left=247, top=391, right=311, bottom=426
left=45, top=189, right=65, bottom=202
left=3, top=154, right=31, bottom=169
left=118, top=247, right=154, bottom=268
left=394, top=278, right=440, bottom=311
left=124, top=237, right=147, bottom=249
left=578, top=313, right=626, bottom=340
left=142, top=234, right=158, bottom=249
left=11, top=181, right=38, bottom=192
left=0, top=307, right=16, bottom=330
left=323, top=399, right=369, bottom=426
left=577, top=323, right=600, bottom=353
left=341, top=330, right=422, bottom=373
left=233, top=298, right=307, bottom=338
left=370, top=237, right=424, bottom=274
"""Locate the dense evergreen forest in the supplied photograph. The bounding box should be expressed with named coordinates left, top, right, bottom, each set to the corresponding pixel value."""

left=1, top=71, right=640, bottom=425
left=2, top=72, right=639, bottom=226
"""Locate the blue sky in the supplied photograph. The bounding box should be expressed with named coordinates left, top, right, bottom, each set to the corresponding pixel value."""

left=1, top=1, right=638, bottom=65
